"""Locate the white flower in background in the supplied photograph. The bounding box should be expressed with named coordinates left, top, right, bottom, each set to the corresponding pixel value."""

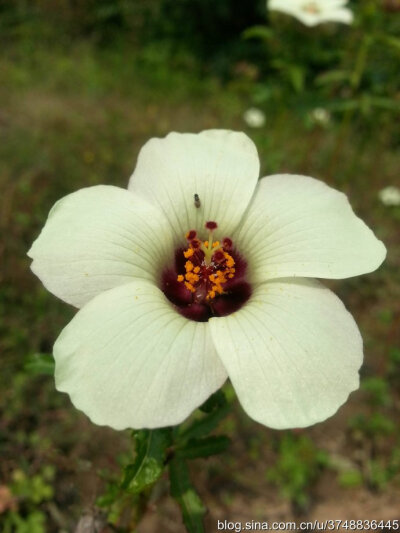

left=310, top=107, right=331, bottom=126
left=28, top=130, right=386, bottom=431
left=268, top=0, right=354, bottom=27
left=243, top=108, right=266, bottom=128
left=378, top=186, right=400, bottom=206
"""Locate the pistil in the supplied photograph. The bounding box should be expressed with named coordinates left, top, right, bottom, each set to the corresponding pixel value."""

left=178, top=221, right=236, bottom=302
left=161, top=221, right=251, bottom=321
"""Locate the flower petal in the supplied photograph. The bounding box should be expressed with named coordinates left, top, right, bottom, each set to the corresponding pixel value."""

left=268, top=0, right=353, bottom=26
left=235, top=174, right=386, bottom=282
left=209, top=279, right=363, bottom=429
left=128, top=130, right=260, bottom=242
left=54, top=280, right=227, bottom=430
left=28, top=186, right=173, bottom=308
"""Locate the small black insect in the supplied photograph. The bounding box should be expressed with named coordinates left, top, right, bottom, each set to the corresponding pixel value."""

left=194, top=193, right=201, bottom=208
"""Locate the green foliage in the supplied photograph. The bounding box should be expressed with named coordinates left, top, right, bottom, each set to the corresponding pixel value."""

left=24, top=353, right=55, bottom=376
left=199, top=389, right=227, bottom=414
left=267, top=433, right=328, bottom=511
left=175, top=436, right=231, bottom=460
left=377, top=309, right=394, bottom=324
left=338, top=469, right=363, bottom=488
left=169, top=458, right=206, bottom=533
left=2, top=511, right=46, bottom=533
left=11, top=467, right=55, bottom=504
left=97, top=391, right=231, bottom=530
left=348, top=412, right=396, bottom=438
left=388, top=348, right=400, bottom=379
left=179, top=397, right=231, bottom=441
left=1, top=467, right=55, bottom=533
left=367, top=459, right=392, bottom=490
left=121, top=429, right=172, bottom=494
left=361, top=377, right=392, bottom=407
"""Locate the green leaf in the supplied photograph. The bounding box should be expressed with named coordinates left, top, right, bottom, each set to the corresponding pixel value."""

left=180, top=402, right=231, bottom=441
left=327, top=99, right=361, bottom=112
left=169, top=458, right=206, bottom=533
left=288, top=66, right=305, bottom=93
left=199, top=390, right=227, bottom=413
left=242, top=25, right=274, bottom=42
left=315, top=69, right=351, bottom=87
left=338, top=469, right=363, bottom=488
left=24, top=353, right=55, bottom=376
left=370, top=97, right=400, bottom=112
left=121, top=429, right=171, bottom=493
left=379, top=34, right=400, bottom=53
left=176, top=436, right=230, bottom=460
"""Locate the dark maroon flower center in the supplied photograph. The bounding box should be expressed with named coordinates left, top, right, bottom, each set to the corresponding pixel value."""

left=161, top=223, right=251, bottom=322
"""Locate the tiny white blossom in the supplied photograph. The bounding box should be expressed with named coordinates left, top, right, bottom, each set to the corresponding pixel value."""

left=28, top=130, right=385, bottom=431
left=378, top=186, right=400, bottom=206
left=268, top=0, right=354, bottom=27
left=310, top=107, right=331, bottom=126
left=243, top=108, right=266, bottom=128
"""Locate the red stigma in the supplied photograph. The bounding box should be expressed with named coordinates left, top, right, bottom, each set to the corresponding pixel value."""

left=191, top=238, right=201, bottom=249
left=213, top=249, right=225, bottom=263
left=205, top=221, right=218, bottom=231
left=222, top=237, right=233, bottom=250
left=186, top=230, right=197, bottom=241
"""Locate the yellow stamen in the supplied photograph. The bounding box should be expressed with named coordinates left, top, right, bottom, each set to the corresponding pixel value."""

left=225, top=253, right=235, bottom=268
left=184, top=248, right=194, bottom=258
left=185, top=281, right=195, bottom=293
left=177, top=231, right=237, bottom=301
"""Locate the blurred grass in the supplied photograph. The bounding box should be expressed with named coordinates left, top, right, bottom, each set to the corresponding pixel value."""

left=1, top=6, right=400, bottom=531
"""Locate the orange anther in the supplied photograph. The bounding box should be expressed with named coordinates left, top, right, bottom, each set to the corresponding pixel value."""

left=185, top=261, right=194, bottom=272
left=184, top=248, right=194, bottom=258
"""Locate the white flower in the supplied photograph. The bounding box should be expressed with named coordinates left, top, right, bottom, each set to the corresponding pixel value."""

left=268, top=0, right=354, bottom=27
left=243, top=108, right=266, bottom=128
left=378, top=186, right=400, bottom=206
left=310, top=107, right=331, bottom=126
left=28, top=130, right=386, bottom=431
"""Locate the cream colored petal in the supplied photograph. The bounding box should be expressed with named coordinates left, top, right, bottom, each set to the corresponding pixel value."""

left=128, top=130, right=260, bottom=243
left=54, top=280, right=227, bottom=430
left=28, top=186, right=173, bottom=308
left=210, top=279, right=362, bottom=429
left=235, top=174, right=386, bottom=282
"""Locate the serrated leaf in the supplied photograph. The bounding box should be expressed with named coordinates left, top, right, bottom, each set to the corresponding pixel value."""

left=169, top=458, right=205, bottom=533
left=176, top=436, right=230, bottom=459
left=121, top=429, right=171, bottom=494
left=180, top=402, right=231, bottom=441
left=24, top=353, right=55, bottom=376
